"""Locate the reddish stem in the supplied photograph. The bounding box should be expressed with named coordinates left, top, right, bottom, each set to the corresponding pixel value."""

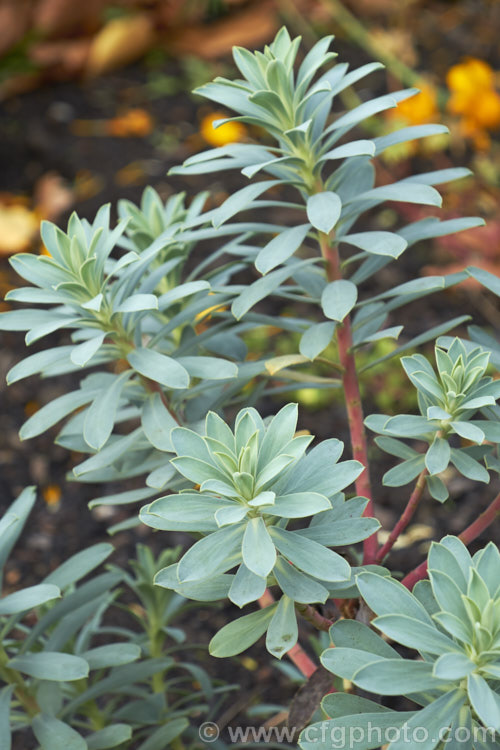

left=458, top=489, right=500, bottom=545
left=258, top=590, right=319, bottom=678
left=375, top=469, right=428, bottom=564
left=319, top=235, right=377, bottom=563
left=402, top=489, right=500, bottom=589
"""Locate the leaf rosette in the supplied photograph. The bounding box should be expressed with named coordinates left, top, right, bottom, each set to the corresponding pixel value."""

left=366, top=338, right=500, bottom=499
left=302, top=536, right=500, bottom=749
left=140, top=403, right=380, bottom=657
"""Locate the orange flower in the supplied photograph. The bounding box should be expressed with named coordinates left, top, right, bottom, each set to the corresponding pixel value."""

left=383, top=83, right=443, bottom=161
left=43, top=484, right=61, bottom=507
left=390, top=83, right=438, bottom=126
left=446, top=58, right=500, bottom=149
left=107, top=108, right=153, bottom=138
left=200, top=112, right=246, bottom=147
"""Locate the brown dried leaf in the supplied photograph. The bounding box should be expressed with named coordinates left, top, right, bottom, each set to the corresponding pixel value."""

left=34, top=0, right=104, bottom=37
left=0, top=1, right=32, bottom=57
left=287, top=665, right=333, bottom=738
left=348, top=0, right=418, bottom=15
left=30, top=39, right=91, bottom=77
left=168, top=2, right=278, bottom=59
left=85, top=14, right=155, bottom=77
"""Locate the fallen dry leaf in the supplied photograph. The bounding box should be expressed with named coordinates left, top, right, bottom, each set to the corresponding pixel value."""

left=34, top=173, right=74, bottom=222
left=114, top=161, right=148, bottom=187
left=168, top=1, right=278, bottom=58
left=34, top=0, right=103, bottom=37
left=107, top=108, right=154, bottom=137
left=0, top=204, right=39, bottom=255
left=287, top=666, right=333, bottom=738
left=86, top=13, right=155, bottom=77
left=347, top=0, right=418, bottom=15
left=0, top=1, right=32, bottom=57
left=30, top=39, right=91, bottom=78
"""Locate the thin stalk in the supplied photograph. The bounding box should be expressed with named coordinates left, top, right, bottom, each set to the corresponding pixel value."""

left=375, top=469, right=428, bottom=564
left=459, top=489, right=500, bottom=545
left=0, top=647, right=39, bottom=718
left=318, top=233, right=377, bottom=563
left=295, top=603, right=334, bottom=632
left=402, top=489, right=500, bottom=589
left=318, top=0, right=420, bottom=89
left=258, top=591, right=318, bottom=678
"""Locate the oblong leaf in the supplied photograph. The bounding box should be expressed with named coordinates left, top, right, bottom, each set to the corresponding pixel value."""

left=209, top=606, right=276, bottom=657
left=9, top=652, right=89, bottom=681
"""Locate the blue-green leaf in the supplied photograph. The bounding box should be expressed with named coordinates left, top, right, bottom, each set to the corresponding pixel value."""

left=468, top=266, right=500, bottom=297
left=341, top=231, right=407, bottom=258
left=176, top=356, right=238, bottom=380
left=269, top=527, right=350, bottom=581
left=306, top=192, right=342, bottom=234
left=136, top=719, right=189, bottom=750
left=9, top=652, right=89, bottom=681
left=468, top=673, right=500, bottom=732
left=44, top=543, right=113, bottom=589
left=0, top=686, right=13, bottom=750
left=32, top=715, right=87, bottom=750
left=273, top=557, right=329, bottom=604
left=70, top=333, right=106, bottom=367
left=255, top=224, right=310, bottom=275
left=114, top=293, right=158, bottom=313
left=83, top=644, right=141, bottom=670
left=299, top=321, right=335, bottom=360
left=86, top=724, right=132, bottom=750
left=242, top=516, right=276, bottom=577
left=0, top=584, right=60, bottom=615
left=84, top=371, right=131, bottom=450
left=425, top=437, right=451, bottom=475
left=321, top=280, right=357, bottom=322
left=177, top=524, right=244, bottom=582
left=266, top=595, right=298, bottom=658
left=209, top=605, right=277, bottom=657
left=229, top=563, right=266, bottom=608
left=127, top=348, right=189, bottom=390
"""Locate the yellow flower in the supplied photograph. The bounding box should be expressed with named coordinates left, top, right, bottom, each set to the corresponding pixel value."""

left=446, top=58, right=500, bottom=150
left=446, top=58, right=495, bottom=98
left=200, top=112, right=246, bottom=147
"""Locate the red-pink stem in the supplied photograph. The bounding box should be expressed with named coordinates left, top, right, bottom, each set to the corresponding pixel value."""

left=402, top=489, right=500, bottom=589
left=458, top=489, right=500, bottom=545
left=319, top=235, right=377, bottom=564
left=375, top=469, right=428, bottom=564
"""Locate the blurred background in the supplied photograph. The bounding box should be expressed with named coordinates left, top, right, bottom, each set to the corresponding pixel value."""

left=1, top=0, right=500, bottom=598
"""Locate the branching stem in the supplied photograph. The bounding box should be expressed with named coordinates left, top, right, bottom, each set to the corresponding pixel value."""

left=375, top=469, right=428, bottom=564
left=402, top=489, right=500, bottom=589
